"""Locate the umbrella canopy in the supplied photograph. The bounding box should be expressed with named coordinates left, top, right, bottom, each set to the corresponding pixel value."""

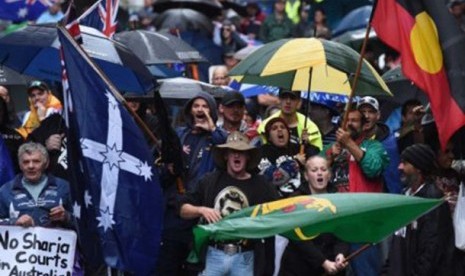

left=113, top=30, right=208, bottom=65
left=147, top=64, right=183, bottom=78
left=229, top=38, right=391, bottom=97
left=154, top=8, right=214, bottom=35
left=332, top=28, right=378, bottom=49
left=152, top=0, right=223, bottom=18
left=0, top=24, right=155, bottom=94
left=0, top=66, right=34, bottom=85
left=332, top=5, right=373, bottom=37
left=190, top=193, right=442, bottom=261
left=233, top=45, right=262, bottom=61
left=380, top=66, right=428, bottom=105
left=158, top=77, right=228, bottom=99
left=377, top=66, right=429, bottom=121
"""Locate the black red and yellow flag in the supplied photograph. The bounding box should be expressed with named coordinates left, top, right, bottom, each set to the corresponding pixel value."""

left=372, top=0, right=465, bottom=149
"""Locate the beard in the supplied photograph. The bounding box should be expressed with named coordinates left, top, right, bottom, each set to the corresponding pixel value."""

left=400, top=172, right=420, bottom=188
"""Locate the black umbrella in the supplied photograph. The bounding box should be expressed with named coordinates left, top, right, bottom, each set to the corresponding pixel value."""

left=113, top=30, right=208, bottom=65
left=158, top=77, right=228, bottom=99
left=221, top=0, right=248, bottom=17
left=152, top=0, right=223, bottom=18
left=377, top=66, right=429, bottom=120
left=0, top=24, right=155, bottom=94
left=154, top=8, right=213, bottom=35
left=0, top=66, right=34, bottom=85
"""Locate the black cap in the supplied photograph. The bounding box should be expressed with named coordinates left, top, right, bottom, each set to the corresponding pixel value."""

left=401, top=144, right=437, bottom=174
left=221, top=91, right=245, bottom=106
left=279, top=89, right=301, bottom=99
left=27, top=80, right=49, bottom=93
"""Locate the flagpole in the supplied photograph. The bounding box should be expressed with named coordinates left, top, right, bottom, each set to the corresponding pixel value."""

left=340, top=15, right=373, bottom=129
left=301, top=66, right=313, bottom=154
left=57, top=25, right=161, bottom=150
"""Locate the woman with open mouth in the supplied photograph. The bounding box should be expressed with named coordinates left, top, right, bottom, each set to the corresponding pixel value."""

left=279, top=155, right=349, bottom=276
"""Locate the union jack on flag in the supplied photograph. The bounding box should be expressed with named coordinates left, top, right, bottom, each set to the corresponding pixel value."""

left=63, top=0, right=82, bottom=44
left=79, top=0, right=119, bottom=38
left=0, top=0, right=57, bottom=21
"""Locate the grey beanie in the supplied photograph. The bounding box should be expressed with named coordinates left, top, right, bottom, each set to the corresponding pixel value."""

left=401, top=144, right=437, bottom=174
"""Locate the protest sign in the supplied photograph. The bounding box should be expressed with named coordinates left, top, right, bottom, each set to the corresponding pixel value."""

left=0, top=226, right=76, bottom=276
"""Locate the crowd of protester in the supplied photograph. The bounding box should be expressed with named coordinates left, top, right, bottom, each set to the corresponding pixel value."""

left=1, top=0, right=465, bottom=275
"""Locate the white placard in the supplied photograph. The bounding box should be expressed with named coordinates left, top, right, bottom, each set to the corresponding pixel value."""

left=0, top=226, right=77, bottom=276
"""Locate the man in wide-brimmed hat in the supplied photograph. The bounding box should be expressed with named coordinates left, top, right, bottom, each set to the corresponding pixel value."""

left=179, top=131, right=278, bottom=275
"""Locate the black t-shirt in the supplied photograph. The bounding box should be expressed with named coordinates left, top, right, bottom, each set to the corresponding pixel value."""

left=180, top=171, right=279, bottom=219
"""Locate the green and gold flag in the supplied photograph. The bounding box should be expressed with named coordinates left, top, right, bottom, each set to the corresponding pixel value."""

left=191, top=193, right=442, bottom=261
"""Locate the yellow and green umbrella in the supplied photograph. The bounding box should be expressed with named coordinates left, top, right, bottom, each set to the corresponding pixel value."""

left=229, top=38, right=391, bottom=97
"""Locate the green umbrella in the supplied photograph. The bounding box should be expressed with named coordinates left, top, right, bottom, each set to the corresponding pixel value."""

left=229, top=38, right=391, bottom=97
left=189, top=193, right=442, bottom=262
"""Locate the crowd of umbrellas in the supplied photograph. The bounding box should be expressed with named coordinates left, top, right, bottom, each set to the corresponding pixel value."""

left=0, top=1, right=424, bottom=119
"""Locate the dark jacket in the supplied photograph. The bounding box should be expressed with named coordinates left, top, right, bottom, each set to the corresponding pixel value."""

left=0, top=174, right=74, bottom=229
left=177, top=92, right=227, bottom=193
left=382, top=180, right=455, bottom=276
left=279, top=186, right=349, bottom=275
left=163, top=92, right=227, bottom=242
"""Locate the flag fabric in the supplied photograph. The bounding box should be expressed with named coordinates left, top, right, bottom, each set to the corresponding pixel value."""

left=0, top=136, right=14, bottom=186
left=58, top=27, right=163, bottom=274
left=63, top=0, right=82, bottom=44
left=0, top=0, right=55, bottom=21
left=372, top=0, right=465, bottom=149
left=190, top=193, right=442, bottom=262
left=79, top=0, right=118, bottom=38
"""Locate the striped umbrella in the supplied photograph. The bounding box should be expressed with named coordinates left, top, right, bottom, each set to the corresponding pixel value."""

left=229, top=38, right=391, bottom=97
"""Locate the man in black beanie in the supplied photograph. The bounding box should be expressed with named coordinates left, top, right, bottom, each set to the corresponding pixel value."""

left=382, top=143, right=455, bottom=276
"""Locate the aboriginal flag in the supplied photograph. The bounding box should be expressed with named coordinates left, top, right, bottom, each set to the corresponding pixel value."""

left=372, top=0, right=465, bottom=149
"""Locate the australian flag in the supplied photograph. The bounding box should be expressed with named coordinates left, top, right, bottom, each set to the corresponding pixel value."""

left=0, top=0, right=55, bottom=21
left=79, top=0, right=118, bottom=38
left=58, top=27, right=163, bottom=274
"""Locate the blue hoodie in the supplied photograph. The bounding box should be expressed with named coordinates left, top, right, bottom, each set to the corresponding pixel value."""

left=163, top=92, right=227, bottom=242
left=176, top=92, right=227, bottom=192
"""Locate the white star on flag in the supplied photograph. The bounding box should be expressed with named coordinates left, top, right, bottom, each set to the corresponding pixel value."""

left=79, top=91, right=152, bottom=232
left=84, top=190, right=92, bottom=208
left=73, top=201, right=81, bottom=219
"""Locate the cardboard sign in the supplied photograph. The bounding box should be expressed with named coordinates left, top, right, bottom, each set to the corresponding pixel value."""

left=0, top=226, right=77, bottom=276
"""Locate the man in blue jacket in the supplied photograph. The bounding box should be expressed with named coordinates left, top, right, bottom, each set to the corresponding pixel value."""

left=157, top=92, right=227, bottom=275
left=0, top=142, right=73, bottom=228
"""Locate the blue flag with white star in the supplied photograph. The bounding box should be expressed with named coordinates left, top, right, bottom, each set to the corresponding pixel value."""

left=58, top=27, right=163, bottom=274
left=0, top=0, right=53, bottom=22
